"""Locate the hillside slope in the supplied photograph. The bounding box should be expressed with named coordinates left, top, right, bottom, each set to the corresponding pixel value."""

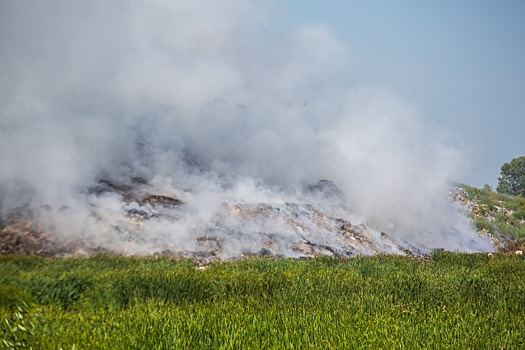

left=450, top=184, right=525, bottom=251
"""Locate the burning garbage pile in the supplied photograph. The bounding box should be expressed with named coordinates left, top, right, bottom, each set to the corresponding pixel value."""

left=1, top=178, right=429, bottom=259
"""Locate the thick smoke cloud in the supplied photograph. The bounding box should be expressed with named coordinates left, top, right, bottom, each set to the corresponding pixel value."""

left=0, top=0, right=490, bottom=253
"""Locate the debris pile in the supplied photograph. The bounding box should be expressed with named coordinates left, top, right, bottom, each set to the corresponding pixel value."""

left=449, top=187, right=518, bottom=222
left=0, top=180, right=489, bottom=259
left=0, top=216, right=88, bottom=256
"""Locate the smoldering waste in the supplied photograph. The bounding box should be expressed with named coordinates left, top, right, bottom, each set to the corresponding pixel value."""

left=0, top=178, right=442, bottom=260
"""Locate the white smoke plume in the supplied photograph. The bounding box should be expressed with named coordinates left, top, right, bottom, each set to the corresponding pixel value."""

left=0, top=0, right=491, bottom=255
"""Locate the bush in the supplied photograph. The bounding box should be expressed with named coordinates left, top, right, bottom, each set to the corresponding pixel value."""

left=497, top=155, right=525, bottom=197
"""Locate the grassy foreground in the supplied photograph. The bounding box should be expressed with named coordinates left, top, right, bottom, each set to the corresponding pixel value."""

left=1, top=253, right=525, bottom=349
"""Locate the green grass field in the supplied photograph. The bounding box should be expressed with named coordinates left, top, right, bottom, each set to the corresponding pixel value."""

left=1, top=253, right=525, bottom=349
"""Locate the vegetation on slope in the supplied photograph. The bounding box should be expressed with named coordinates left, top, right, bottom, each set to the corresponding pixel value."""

left=1, top=254, right=525, bottom=349
left=453, top=184, right=525, bottom=249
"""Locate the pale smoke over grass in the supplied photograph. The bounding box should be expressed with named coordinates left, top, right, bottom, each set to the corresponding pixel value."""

left=0, top=0, right=490, bottom=252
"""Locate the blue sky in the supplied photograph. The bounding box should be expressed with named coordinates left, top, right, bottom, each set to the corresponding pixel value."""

left=284, top=0, right=525, bottom=187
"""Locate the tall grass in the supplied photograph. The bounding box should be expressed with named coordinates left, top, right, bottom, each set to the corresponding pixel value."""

left=1, top=253, right=525, bottom=349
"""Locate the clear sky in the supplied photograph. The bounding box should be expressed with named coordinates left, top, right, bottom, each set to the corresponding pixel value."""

left=284, top=0, right=525, bottom=187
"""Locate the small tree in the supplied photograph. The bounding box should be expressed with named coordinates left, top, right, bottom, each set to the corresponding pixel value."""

left=497, top=155, right=525, bottom=197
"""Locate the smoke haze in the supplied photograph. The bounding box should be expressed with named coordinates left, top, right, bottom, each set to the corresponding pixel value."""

left=0, top=0, right=491, bottom=255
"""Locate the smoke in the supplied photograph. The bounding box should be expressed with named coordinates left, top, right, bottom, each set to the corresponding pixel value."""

left=0, top=0, right=491, bottom=254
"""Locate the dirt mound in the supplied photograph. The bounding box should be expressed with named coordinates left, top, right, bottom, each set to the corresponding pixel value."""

left=0, top=218, right=79, bottom=256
